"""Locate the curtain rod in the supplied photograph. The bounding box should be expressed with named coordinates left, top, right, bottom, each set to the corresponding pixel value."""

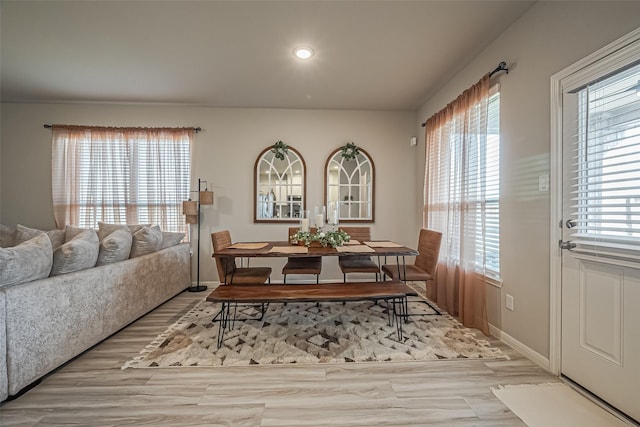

left=421, top=61, right=509, bottom=127
left=43, top=124, right=202, bottom=133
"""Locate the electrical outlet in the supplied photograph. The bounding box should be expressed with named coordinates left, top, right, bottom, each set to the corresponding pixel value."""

left=506, top=294, right=514, bottom=311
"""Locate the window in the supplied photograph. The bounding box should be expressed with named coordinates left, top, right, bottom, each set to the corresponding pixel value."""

left=424, top=76, right=500, bottom=282
left=571, top=62, right=640, bottom=246
left=483, top=90, right=501, bottom=278
left=52, top=126, right=192, bottom=233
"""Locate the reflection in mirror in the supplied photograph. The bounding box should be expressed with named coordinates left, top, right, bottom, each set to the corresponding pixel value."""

left=325, top=146, right=374, bottom=222
left=255, top=145, right=306, bottom=222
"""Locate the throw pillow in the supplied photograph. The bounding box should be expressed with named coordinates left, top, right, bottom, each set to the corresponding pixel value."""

left=0, top=233, right=53, bottom=287
left=96, top=229, right=133, bottom=266
left=130, top=225, right=162, bottom=258
left=50, top=228, right=99, bottom=276
left=46, top=229, right=66, bottom=250
left=0, top=224, right=16, bottom=248
left=16, top=224, right=65, bottom=250
left=16, top=224, right=45, bottom=243
left=97, top=222, right=151, bottom=241
left=161, top=231, right=185, bottom=249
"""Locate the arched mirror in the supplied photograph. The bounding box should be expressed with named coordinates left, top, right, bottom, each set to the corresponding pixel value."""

left=325, top=145, right=375, bottom=222
left=254, top=143, right=306, bottom=223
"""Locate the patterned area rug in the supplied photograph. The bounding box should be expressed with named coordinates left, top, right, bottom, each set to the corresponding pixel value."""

left=123, top=293, right=507, bottom=368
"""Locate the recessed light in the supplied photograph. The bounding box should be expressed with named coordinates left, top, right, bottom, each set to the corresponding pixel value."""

left=294, top=47, right=314, bottom=60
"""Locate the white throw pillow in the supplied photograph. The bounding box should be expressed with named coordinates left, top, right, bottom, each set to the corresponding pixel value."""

left=0, top=233, right=53, bottom=287
left=16, top=224, right=65, bottom=250
left=161, top=231, right=185, bottom=249
left=96, top=229, right=132, bottom=266
left=130, top=225, right=162, bottom=258
left=97, top=222, right=150, bottom=241
left=50, top=228, right=99, bottom=276
left=0, top=224, right=16, bottom=248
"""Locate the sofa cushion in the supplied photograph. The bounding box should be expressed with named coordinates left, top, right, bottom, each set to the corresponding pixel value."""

left=97, top=222, right=150, bottom=241
left=16, top=224, right=65, bottom=250
left=50, top=228, right=99, bottom=276
left=96, top=229, right=133, bottom=266
left=0, top=224, right=16, bottom=248
left=161, top=231, right=185, bottom=249
left=0, top=234, right=53, bottom=287
left=130, top=225, right=162, bottom=258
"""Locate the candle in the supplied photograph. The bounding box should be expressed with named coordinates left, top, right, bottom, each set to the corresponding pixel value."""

left=300, top=218, right=310, bottom=232
left=314, top=214, right=324, bottom=228
left=328, top=208, right=337, bottom=225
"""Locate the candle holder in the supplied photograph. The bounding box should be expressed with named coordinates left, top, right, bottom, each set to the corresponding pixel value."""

left=300, top=210, right=310, bottom=233
left=313, top=206, right=326, bottom=229
left=327, top=201, right=339, bottom=230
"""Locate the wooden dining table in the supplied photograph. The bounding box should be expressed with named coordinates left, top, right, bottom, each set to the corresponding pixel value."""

left=212, top=240, right=417, bottom=258
left=212, top=239, right=418, bottom=281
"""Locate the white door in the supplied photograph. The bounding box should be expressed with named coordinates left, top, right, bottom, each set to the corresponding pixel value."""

left=560, top=45, right=640, bottom=422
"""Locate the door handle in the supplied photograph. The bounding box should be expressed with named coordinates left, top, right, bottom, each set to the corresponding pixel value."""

left=559, top=240, right=576, bottom=250
left=565, top=219, right=577, bottom=229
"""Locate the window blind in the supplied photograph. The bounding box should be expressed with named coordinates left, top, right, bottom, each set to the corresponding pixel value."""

left=52, top=127, right=192, bottom=233
left=569, top=61, right=640, bottom=253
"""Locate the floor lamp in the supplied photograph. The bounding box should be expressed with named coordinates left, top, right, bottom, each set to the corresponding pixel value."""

left=183, top=178, right=214, bottom=292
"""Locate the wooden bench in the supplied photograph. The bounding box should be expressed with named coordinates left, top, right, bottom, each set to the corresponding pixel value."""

left=206, top=281, right=413, bottom=347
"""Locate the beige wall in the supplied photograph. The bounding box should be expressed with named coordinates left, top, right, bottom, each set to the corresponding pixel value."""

left=0, top=103, right=418, bottom=282
left=417, top=1, right=640, bottom=358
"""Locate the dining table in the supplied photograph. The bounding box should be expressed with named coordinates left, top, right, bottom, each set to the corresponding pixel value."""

left=212, top=239, right=418, bottom=282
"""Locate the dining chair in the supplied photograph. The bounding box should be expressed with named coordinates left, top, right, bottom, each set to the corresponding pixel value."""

left=282, top=227, right=322, bottom=284
left=337, top=226, right=380, bottom=282
left=211, top=230, right=272, bottom=284
left=381, top=228, right=442, bottom=315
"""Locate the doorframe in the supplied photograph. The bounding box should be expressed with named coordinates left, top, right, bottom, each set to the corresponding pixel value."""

left=549, top=27, right=640, bottom=376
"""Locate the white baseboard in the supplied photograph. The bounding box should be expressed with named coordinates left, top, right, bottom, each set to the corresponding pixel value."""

left=489, top=323, right=551, bottom=372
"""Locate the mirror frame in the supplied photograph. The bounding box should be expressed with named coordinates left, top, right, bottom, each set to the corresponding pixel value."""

left=324, top=146, right=375, bottom=223
left=254, top=145, right=307, bottom=223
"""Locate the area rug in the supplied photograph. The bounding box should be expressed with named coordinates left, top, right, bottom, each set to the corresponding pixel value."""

left=491, top=383, right=630, bottom=427
left=123, top=294, right=507, bottom=369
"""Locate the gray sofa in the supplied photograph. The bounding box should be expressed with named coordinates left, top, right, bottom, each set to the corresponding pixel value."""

left=0, top=242, right=191, bottom=401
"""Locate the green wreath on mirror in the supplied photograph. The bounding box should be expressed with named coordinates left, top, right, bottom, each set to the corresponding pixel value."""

left=271, top=140, right=289, bottom=161
left=341, top=142, right=360, bottom=161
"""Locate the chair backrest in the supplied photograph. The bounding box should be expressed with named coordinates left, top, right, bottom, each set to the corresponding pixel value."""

left=414, top=229, right=442, bottom=278
left=338, top=226, right=371, bottom=242
left=211, top=230, right=235, bottom=282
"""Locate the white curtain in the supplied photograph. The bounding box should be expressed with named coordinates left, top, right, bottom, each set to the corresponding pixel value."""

left=423, top=75, right=491, bottom=335
left=52, top=126, right=192, bottom=233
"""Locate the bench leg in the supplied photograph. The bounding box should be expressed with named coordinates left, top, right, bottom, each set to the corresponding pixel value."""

left=217, top=302, right=230, bottom=348
left=393, top=297, right=406, bottom=341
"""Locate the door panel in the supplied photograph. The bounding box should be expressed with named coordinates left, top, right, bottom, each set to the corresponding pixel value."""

left=561, top=256, right=639, bottom=420
left=579, top=262, right=622, bottom=364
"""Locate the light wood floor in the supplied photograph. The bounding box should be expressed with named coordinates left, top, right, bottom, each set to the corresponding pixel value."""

left=0, top=290, right=560, bottom=426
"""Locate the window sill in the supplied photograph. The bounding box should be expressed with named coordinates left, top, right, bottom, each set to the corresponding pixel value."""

left=485, top=276, right=503, bottom=288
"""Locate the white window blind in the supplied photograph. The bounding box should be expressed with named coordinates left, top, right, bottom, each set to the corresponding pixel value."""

left=482, top=91, right=501, bottom=278
left=569, top=62, right=640, bottom=252
left=52, top=126, right=192, bottom=233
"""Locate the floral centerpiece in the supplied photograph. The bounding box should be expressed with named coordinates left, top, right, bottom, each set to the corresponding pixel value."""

left=291, top=229, right=350, bottom=248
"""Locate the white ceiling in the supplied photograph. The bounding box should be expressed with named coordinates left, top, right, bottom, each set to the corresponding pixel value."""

left=1, top=1, right=534, bottom=111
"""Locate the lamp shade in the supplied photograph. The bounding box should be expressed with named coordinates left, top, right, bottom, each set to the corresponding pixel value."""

left=199, top=190, right=214, bottom=205
left=183, top=200, right=198, bottom=216
left=185, top=214, right=198, bottom=224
